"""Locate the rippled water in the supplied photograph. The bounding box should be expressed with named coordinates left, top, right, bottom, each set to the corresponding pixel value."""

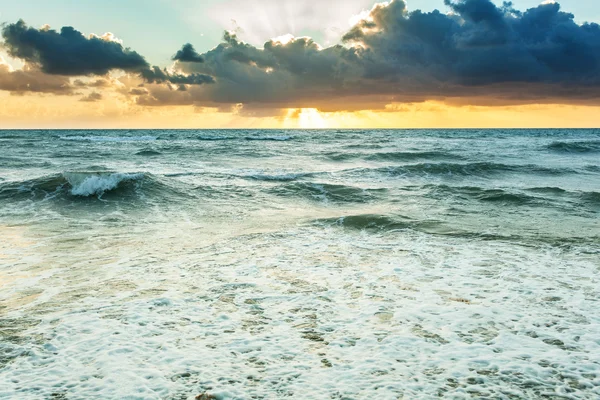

left=0, top=129, right=599, bottom=399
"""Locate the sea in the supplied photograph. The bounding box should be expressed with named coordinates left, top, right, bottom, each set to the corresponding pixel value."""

left=0, top=129, right=599, bottom=399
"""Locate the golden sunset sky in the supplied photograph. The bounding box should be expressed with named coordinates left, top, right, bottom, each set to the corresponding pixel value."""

left=1, top=0, right=599, bottom=128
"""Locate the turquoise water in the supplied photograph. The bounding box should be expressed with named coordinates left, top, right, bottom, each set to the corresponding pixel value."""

left=0, top=129, right=599, bottom=398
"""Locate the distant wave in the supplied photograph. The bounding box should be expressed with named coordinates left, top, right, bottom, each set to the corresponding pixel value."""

left=547, top=140, right=600, bottom=153
left=315, top=214, right=413, bottom=231
left=344, top=162, right=574, bottom=178
left=241, top=172, right=313, bottom=182
left=526, top=187, right=568, bottom=195
left=267, top=182, right=386, bottom=204
left=314, top=214, right=475, bottom=237
left=426, top=185, right=600, bottom=211
left=60, top=136, right=157, bottom=142
left=426, top=185, right=540, bottom=205
left=192, top=135, right=291, bottom=141
left=313, top=213, right=599, bottom=246
left=195, top=136, right=233, bottom=141
left=323, top=151, right=464, bottom=162
left=585, top=165, right=600, bottom=173
left=244, top=136, right=291, bottom=141
left=581, top=191, right=600, bottom=206
left=135, top=149, right=162, bottom=156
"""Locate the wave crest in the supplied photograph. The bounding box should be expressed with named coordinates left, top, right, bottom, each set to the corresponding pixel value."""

left=323, top=151, right=463, bottom=162
left=268, top=183, right=386, bottom=204
left=63, top=172, right=145, bottom=197
left=345, top=162, right=572, bottom=178
left=547, top=140, right=600, bottom=153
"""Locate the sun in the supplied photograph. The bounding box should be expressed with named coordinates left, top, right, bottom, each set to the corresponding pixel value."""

left=296, top=108, right=328, bottom=129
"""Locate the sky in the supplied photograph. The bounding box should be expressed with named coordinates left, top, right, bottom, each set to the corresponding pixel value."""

left=0, top=0, right=599, bottom=128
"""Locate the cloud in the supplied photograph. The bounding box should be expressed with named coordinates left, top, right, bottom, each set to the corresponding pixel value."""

left=0, top=58, right=74, bottom=94
left=156, top=0, right=600, bottom=110
left=129, top=87, right=149, bottom=96
left=173, top=43, right=204, bottom=63
left=79, top=91, right=103, bottom=102
left=1, top=20, right=149, bottom=75
left=73, top=78, right=111, bottom=88
left=0, top=20, right=215, bottom=95
left=139, top=66, right=215, bottom=85
left=3, top=0, right=600, bottom=111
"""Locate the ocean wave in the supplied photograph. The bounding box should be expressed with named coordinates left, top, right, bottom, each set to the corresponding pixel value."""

left=242, top=172, right=312, bottom=182
left=63, top=172, right=145, bottom=197
left=0, top=171, right=151, bottom=201
left=313, top=213, right=599, bottom=246
left=196, top=136, right=233, bottom=141
left=527, top=187, right=600, bottom=208
left=323, top=151, right=463, bottom=162
left=585, top=165, right=600, bottom=173
left=0, top=170, right=215, bottom=208
left=344, top=162, right=573, bottom=178
left=314, top=214, right=474, bottom=237
left=135, top=149, right=162, bottom=156
left=426, top=185, right=600, bottom=212
left=267, top=182, right=386, bottom=204
left=366, top=151, right=464, bottom=162
left=526, top=187, right=568, bottom=195
left=426, top=185, right=540, bottom=205
left=315, top=214, right=413, bottom=231
left=244, top=136, right=292, bottom=141
left=190, top=134, right=292, bottom=142
left=580, top=191, right=600, bottom=206
left=547, top=140, right=600, bottom=153
left=59, top=136, right=157, bottom=142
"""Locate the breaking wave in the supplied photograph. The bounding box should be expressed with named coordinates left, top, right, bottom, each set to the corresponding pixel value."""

left=0, top=171, right=153, bottom=201
left=63, top=172, right=145, bottom=197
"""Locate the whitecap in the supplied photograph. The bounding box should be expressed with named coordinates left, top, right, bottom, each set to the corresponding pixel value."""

left=64, top=172, right=144, bottom=196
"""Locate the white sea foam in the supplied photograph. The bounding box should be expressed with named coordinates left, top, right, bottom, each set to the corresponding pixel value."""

left=0, top=225, right=598, bottom=399
left=60, top=136, right=157, bottom=142
left=64, top=172, right=144, bottom=196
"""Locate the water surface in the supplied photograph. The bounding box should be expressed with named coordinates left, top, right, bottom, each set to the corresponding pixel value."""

left=1, top=129, right=599, bottom=398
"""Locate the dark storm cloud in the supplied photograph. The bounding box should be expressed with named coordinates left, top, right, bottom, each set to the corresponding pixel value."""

left=173, top=43, right=204, bottom=63
left=157, top=0, right=600, bottom=110
left=1, top=20, right=149, bottom=75
left=0, top=19, right=217, bottom=97
left=347, top=0, right=600, bottom=87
